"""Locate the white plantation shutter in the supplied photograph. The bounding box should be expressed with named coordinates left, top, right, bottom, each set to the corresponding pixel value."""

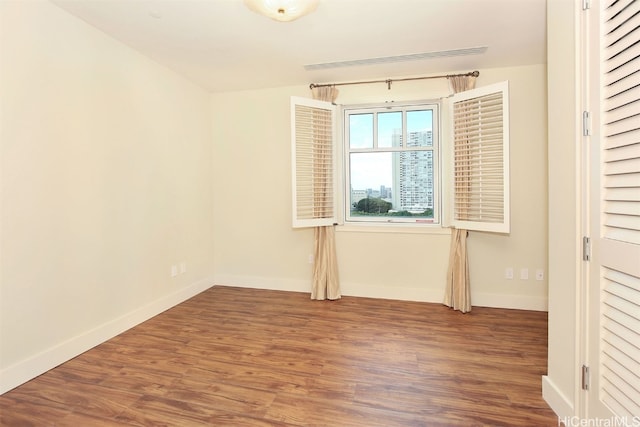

left=602, top=0, right=640, bottom=246
left=451, top=81, right=510, bottom=233
left=291, top=96, right=337, bottom=228
left=598, top=0, right=640, bottom=417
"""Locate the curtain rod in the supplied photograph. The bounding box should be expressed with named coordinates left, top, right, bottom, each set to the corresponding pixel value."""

left=309, top=70, right=479, bottom=90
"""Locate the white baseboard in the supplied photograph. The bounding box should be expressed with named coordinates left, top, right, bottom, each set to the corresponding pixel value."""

left=213, top=275, right=311, bottom=293
left=214, top=275, right=548, bottom=311
left=473, top=292, right=549, bottom=311
left=341, top=281, right=445, bottom=303
left=542, top=375, right=574, bottom=421
left=0, top=277, right=215, bottom=395
left=214, top=275, right=446, bottom=302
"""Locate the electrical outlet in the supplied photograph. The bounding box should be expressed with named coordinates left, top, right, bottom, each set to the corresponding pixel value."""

left=536, top=269, right=544, bottom=281
left=505, top=267, right=514, bottom=280
left=171, top=265, right=178, bottom=277
left=179, top=262, right=187, bottom=274
left=520, top=268, right=529, bottom=280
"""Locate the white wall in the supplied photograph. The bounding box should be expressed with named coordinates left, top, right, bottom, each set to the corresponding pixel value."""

left=543, top=0, right=580, bottom=419
left=0, top=1, right=214, bottom=393
left=211, top=63, right=548, bottom=311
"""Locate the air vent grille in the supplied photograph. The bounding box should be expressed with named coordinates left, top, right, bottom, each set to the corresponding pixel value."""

left=304, top=47, right=488, bottom=71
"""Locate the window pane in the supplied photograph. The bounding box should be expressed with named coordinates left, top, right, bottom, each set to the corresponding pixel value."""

left=349, top=151, right=433, bottom=219
left=407, top=110, right=433, bottom=147
left=378, top=111, right=402, bottom=148
left=349, top=113, right=373, bottom=149
left=349, top=152, right=392, bottom=209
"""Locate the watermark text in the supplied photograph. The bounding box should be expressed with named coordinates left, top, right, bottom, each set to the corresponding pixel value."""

left=559, top=416, right=640, bottom=427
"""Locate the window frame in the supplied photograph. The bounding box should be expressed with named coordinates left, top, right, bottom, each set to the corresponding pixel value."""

left=342, top=100, right=442, bottom=226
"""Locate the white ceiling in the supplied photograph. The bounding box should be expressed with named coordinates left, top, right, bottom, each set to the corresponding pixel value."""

left=51, top=0, right=547, bottom=93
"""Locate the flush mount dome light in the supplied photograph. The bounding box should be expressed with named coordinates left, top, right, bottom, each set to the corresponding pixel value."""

left=243, top=0, right=319, bottom=22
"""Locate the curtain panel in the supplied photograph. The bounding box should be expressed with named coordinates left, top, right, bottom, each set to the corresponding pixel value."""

left=310, top=86, right=341, bottom=300
left=443, top=75, right=476, bottom=313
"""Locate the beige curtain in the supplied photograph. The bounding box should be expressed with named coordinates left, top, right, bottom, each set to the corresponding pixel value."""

left=443, top=74, right=476, bottom=313
left=310, top=86, right=341, bottom=300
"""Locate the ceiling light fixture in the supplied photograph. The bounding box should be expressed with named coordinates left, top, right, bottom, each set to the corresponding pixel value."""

left=243, top=0, right=319, bottom=22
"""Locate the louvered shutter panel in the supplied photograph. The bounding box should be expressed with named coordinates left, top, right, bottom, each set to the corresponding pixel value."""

left=291, top=96, right=337, bottom=228
left=601, top=268, right=640, bottom=416
left=602, top=0, right=640, bottom=246
left=599, top=0, right=640, bottom=417
left=451, top=81, right=510, bottom=233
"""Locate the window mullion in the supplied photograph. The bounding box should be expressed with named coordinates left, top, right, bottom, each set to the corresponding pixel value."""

left=402, top=111, right=407, bottom=148
left=349, top=147, right=433, bottom=153
left=373, top=112, right=378, bottom=149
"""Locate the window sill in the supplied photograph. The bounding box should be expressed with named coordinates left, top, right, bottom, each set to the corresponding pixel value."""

left=336, top=223, right=452, bottom=235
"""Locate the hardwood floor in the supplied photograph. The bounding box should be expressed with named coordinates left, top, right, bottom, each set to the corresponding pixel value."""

left=0, top=286, right=559, bottom=426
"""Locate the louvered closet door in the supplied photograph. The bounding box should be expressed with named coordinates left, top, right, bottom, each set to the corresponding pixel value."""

left=587, top=0, right=640, bottom=419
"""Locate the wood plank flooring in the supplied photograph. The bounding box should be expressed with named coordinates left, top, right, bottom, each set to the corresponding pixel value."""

left=0, top=286, right=559, bottom=426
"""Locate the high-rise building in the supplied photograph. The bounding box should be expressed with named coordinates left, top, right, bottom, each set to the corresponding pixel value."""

left=380, top=185, right=388, bottom=199
left=392, top=130, right=433, bottom=212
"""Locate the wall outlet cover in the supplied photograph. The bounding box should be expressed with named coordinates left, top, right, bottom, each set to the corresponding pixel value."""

left=505, top=268, right=514, bottom=279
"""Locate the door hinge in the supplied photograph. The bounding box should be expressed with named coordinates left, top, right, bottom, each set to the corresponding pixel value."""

left=582, top=365, right=590, bottom=390
left=583, top=111, right=591, bottom=136
left=582, top=0, right=591, bottom=10
left=583, top=236, right=591, bottom=261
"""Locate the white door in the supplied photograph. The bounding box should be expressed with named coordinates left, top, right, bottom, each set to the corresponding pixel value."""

left=586, top=0, right=640, bottom=419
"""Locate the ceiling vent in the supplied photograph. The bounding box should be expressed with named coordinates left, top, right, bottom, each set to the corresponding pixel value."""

left=304, top=46, right=488, bottom=71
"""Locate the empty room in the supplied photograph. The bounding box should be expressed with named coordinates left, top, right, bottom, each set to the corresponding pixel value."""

left=1, top=0, right=639, bottom=425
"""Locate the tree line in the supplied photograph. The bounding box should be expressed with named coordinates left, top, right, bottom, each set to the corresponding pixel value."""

left=352, top=197, right=433, bottom=217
